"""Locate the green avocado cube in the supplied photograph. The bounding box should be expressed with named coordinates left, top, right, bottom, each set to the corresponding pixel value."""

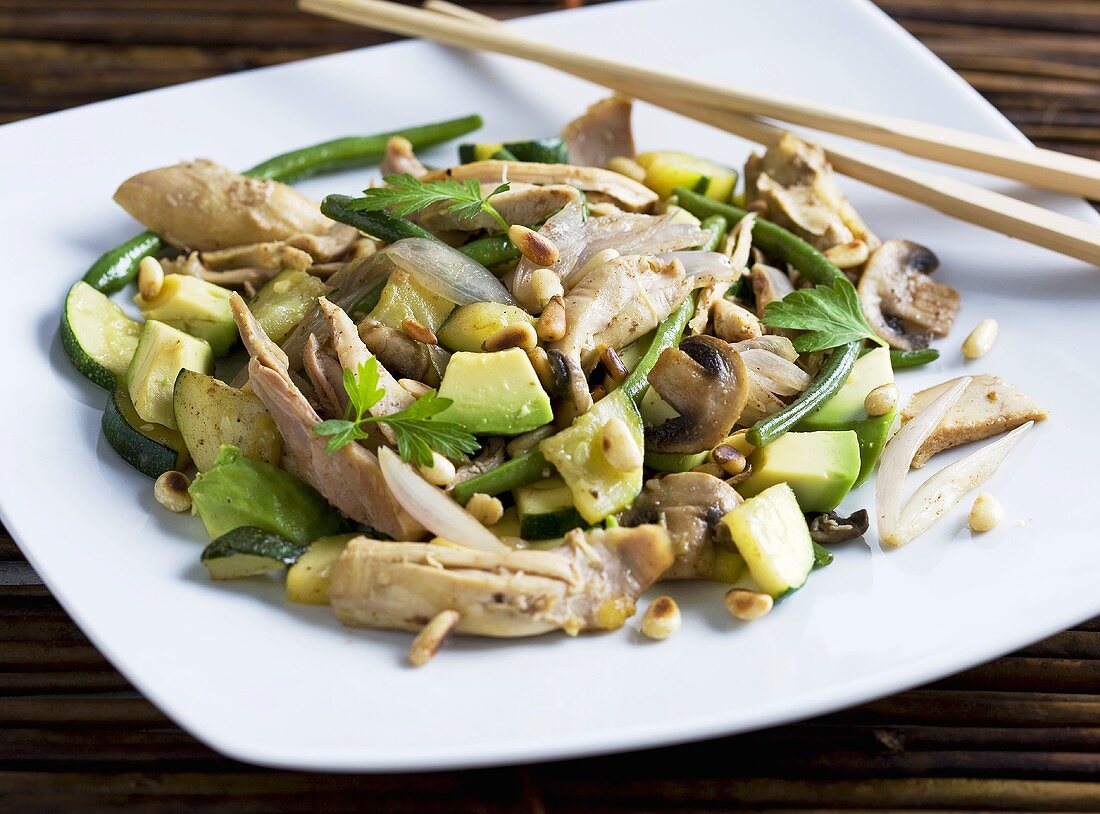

left=736, top=430, right=861, bottom=512
left=135, top=274, right=237, bottom=357
left=435, top=348, right=553, bottom=435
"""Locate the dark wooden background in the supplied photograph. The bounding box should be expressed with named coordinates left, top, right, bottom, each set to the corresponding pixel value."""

left=4, top=1, right=1100, bottom=810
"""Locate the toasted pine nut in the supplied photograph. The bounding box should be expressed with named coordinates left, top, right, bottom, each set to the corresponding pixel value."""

left=138, top=256, right=164, bottom=301
left=601, top=416, right=642, bottom=472
left=467, top=492, right=504, bottom=526
left=963, top=318, right=999, bottom=359
left=408, top=609, right=461, bottom=667
left=724, top=588, right=773, bottom=621
left=526, top=347, right=555, bottom=392
left=154, top=470, right=191, bottom=513
left=599, top=344, right=629, bottom=383
left=401, top=318, right=438, bottom=346
left=506, top=425, right=555, bottom=458
left=640, top=596, right=681, bottom=640
left=398, top=378, right=432, bottom=398
left=482, top=322, right=537, bottom=352
left=529, top=267, right=564, bottom=308
left=606, top=155, right=647, bottom=183
left=508, top=224, right=559, bottom=267
left=577, top=248, right=619, bottom=278
left=823, top=240, right=869, bottom=270
left=418, top=452, right=456, bottom=487
left=864, top=383, right=899, bottom=417
left=968, top=492, right=1004, bottom=533
left=711, top=444, right=747, bottom=476
left=536, top=295, right=567, bottom=342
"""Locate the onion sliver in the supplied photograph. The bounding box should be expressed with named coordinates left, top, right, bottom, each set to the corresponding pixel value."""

left=378, top=447, right=508, bottom=552
left=387, top=238, right=516, bottom=306
left=740, top=348, right=811, bottom=396
left=876, top=376, right=970, bottom=546
left=892, top=421, right=1033, bottom=546
left=661, top=251, right=732, bottom=284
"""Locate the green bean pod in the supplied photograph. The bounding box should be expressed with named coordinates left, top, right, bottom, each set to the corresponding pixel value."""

left=619, top=293, right=696, bottom=403
left=450, top=450, right=551, bottom=505
left=81, top=113, right=483, bottom=294
left=459, top=234, right=521, bottom=268
left=890, top=348, right=940, bottom=369
left=697, top=214, right=729, bottom=252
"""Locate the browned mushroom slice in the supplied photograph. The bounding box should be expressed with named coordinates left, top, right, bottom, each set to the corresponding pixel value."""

left=619, top=473, right=742, bottom=580
left=358, top=320, right=449, bottom=387
left=561, top=95, right=636, bottom=169
left=645, top=336, right=750, bottom=454
left=807, top=509, right=870, bottom=543
left=902, top=374, right=1048, bottom=468
left=858, top=240, right=960, bottom=350
left=329, top=525, right=674, bottom=637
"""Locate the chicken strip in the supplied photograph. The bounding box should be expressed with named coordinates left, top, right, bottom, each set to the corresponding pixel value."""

left=329, top=524, right=673, bottom=637
left=114, top=159, right=335, bottom=251
left=380, top=135, right=428, bottom=177
left=561, top=95, right=636, bottom=168
left=230, top=294, right=423, bottom=540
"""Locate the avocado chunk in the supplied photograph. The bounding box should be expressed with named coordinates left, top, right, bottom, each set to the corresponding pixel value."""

left=135, top=274, right=237, bottom=357
left=799, top=346, right=895, bottom=486
left=737, top=430, right=860, bottom=512
left=249, top=270, right=327, bottom=345
left=437, top=302, right=537, bottom=353
left=126, top=320, right=213, bottom=429
left=721, top=482, right=813, bottom=597
left=435, top=348, right=553, bottom=435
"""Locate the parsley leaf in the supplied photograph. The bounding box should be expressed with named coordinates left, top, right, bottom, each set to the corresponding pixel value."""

left=348, top=173, right=511, bottom=231
left=311, top=357, right=480, bottom=467
left=761, top=279, right=885, bottom=353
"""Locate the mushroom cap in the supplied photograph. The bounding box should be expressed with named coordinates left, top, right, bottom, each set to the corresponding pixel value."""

left=857, top=239, right=960, bottom=351
left=644, top=335, right=749, bottom=454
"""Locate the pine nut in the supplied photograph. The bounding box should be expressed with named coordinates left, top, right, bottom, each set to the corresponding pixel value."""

left=408, top=609, right=461, bottom=667
left=508, top=224, right=559, bottom=267
left=599, top=344, right=629, bottom=383
left=577, top=248, right=619, bottom=278
left=864, top=382, right=899, bottom=417
left=601, top=416, right=642, bottom=472
left=963, top=318, right=999, bottom=359
left=640, top=596, right=681, bottom=640
left=529, top=267, right=564, bottom=308
left=968, top=492, right=1004, bottom=533
left=606, top=155, right=647, bottom=183
left=138, top=256, right=164, bottom=301
left=401, top=318, right=438, bottom=346
left=418, top=452, right=456, bottom=487
left=823, top=240, right=869, bottom=270
left=526, top=347, right=555, bottom=392
left=506, top=425, right=555, bottom=458
left=536, top=295, right=567, bottom=342
left=711, top=444, right=747, bottom=476
left=482, top=322, right=537, bottom=352
left=466, top=492, right=504, bottom=526
left=399, top=378, right=432, bottom=398
left=724, top=588, right=773, bottom=621
left=154, top=470, right=191, bottom=512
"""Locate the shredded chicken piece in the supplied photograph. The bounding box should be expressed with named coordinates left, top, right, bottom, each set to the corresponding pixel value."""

left=230, top=294, right=423, bottom=540
left=329, top=524, right=673, bottom=637
left=303, top=334, right=348, bottom=421
left=689, top=213, right=754, bottom=334
left=561, top=95, right=636, bottom=168
left=200, top=242, right=312, bottom=273
left=380, top=135, right=428, bottom=177
left=902, top=374, right=1048, bottom=468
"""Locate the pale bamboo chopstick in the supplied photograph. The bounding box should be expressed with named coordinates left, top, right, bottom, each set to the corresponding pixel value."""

left=299, top=0, right=1100, bottom=201
left=416, top=0, right=1100, bottom=268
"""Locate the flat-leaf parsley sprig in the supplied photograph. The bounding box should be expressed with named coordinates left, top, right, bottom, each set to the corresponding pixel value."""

left=313, top=357, right=480, bottom=468
left=348, top=173, right=511, bottom=231
left=761, top=279, right=886, bottom=353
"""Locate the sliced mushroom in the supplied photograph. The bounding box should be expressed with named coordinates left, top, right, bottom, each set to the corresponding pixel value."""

left=358, top=320, right=449, bottom=387
left=329, top=525, right=674, bottom=637
left=619, top=473, right=742, bottom=580
left=645, top=336, right=749, bottom=454
left=858, top=240, right=960, bottom=350
left=807, top=509, right=870, bottom=544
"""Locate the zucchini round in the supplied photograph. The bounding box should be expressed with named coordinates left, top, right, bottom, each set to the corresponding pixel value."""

left=102, top=387, right=189, bottom=479
left=201, top=526, right=308, bottom=580
left=61, top=281, right=142, bottom=390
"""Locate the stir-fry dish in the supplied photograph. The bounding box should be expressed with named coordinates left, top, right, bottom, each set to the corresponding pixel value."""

left=62, top=97, right=1048, bottom=663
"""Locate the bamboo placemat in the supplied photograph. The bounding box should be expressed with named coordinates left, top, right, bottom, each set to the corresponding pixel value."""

left=3, top=1, right=1100, bottom=809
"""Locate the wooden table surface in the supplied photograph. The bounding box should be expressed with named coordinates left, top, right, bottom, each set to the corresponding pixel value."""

left=4, top=1, right=1100, bottom=810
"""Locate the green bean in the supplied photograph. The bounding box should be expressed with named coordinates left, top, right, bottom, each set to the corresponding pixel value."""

left=458, top=234, right=520, bottom=268
left=451, top=450, right=551, bottom=505
left=890, top=348, right=940, bottom=370
left=698, top=214, right=729, bottom=252
left=619, top=294, right=696, bottom=403
left=81, top=114, right=483, bottom=294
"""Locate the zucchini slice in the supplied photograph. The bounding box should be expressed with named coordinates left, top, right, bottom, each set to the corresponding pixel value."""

left=102, top=387, right=190, bottom=479
left=249, top=270, right=328, bottom=345
left=173, top=370, right=282, bottom=472
left=721, top=483, right=813, bottom=597
left=285, top=534, right=357, bottom=604
left=61, top=281, right=142, bottom=390
left=635, top=151, right=738, bottom=201
left=514, top=477, right=586, bottom=540
left=459, top=138, right=568, bottom=165
left=201, top=526, right=307, bottom=581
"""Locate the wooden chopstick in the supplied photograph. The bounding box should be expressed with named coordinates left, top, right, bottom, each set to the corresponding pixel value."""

left=418, top=0, right=1100, bottom=268
left=299, top=0, right=1100, bottom=201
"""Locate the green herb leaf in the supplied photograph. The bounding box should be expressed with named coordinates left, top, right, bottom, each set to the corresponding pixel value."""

left=343, top=359, right=385, bottom=422
left=349, top=173, right=510, bottom=231
left=313, top=419, right=370, bottom=454
left=761, top=279, right=885, bottom=353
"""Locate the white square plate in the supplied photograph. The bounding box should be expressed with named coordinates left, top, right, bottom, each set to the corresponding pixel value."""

left=1, top=0, right=1097, bottom=772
